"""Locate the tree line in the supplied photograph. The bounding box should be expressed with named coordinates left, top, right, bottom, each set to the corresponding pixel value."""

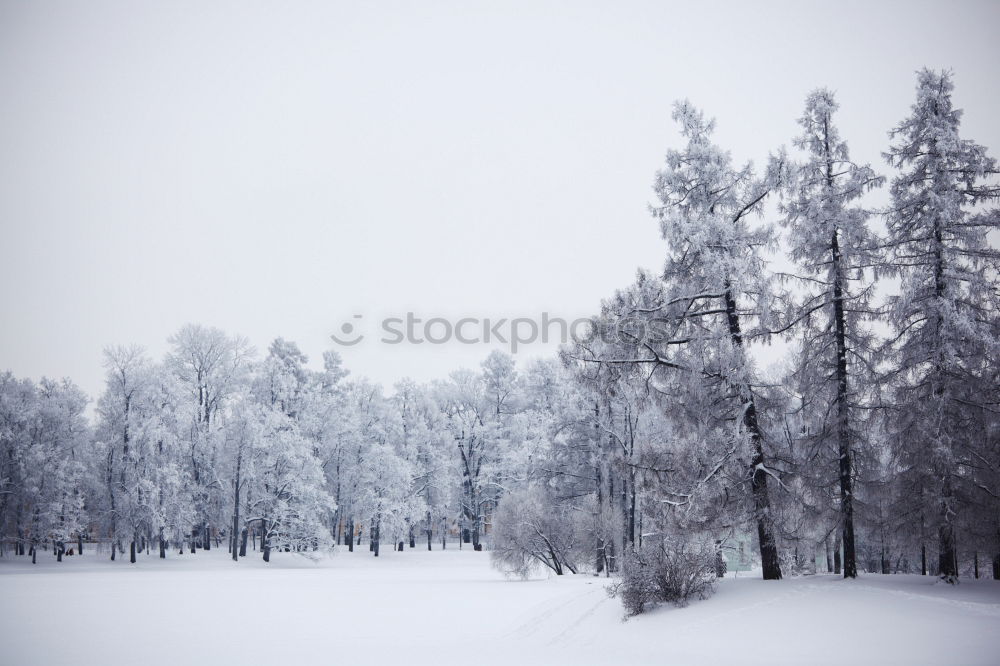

left=1, top=70, right=997, bottom=594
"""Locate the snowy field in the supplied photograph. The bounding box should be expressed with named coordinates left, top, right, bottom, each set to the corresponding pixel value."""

left=1, top=548, right=998, bottom=666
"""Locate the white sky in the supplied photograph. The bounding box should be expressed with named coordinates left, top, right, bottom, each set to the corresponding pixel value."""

left=2, top=0, right=998, bottom=402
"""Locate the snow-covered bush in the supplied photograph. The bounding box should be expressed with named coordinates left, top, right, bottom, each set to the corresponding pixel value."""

left=614, top=537, right=718, bottom=615
left=490, top=486, right=587, bottom=577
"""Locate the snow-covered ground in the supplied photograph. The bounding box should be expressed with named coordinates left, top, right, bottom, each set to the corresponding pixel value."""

left=1, top=547, right=998, bottom=665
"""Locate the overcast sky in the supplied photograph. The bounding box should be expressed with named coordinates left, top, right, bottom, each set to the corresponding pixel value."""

left=1, top=0, right=998, bottom=402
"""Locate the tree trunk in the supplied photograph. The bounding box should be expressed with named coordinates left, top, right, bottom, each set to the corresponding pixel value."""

left=833, top=534, right=842, bottom=575
left=724, top=285, right=781, bottom=580
left=921, top=543, right=927, bottom=575
left=130, top=540, right=136, bottom=564
left=627, top=470, right=636, bottom=548
left=231, top=475, right=240, bottom=563
left=938, top=521, right=957, bottom=579
left=830, top=230, right=858, bottom=579
left=593, top=401, right=605, bottom=575
left=239, top=528, right=248, bottom=557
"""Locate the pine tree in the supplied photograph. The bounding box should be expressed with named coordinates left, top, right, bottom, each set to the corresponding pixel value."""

left=779, top=89, right=884, bottom=578
left=882, top=69, right=1000, bottom=581
left=650, top=102, right=786, bottom=579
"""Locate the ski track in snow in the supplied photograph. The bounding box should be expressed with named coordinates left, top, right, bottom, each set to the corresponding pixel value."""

left=846, top=581, right=1000, bottom=618
left=502, top=587, right=599, bottom=639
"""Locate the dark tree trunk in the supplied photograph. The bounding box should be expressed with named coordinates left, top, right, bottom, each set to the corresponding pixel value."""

left=130, top=540, right=136, bottom=564
left=159, top=530, right=166, bottom=559
left=347, top=518, right=354, bottom=553
left=231, top=481, right=240, bottom=563
left=724, top=286, right=781, bottom=580
left=550, top=546, right=563, bottom=575
left=239, top=528, right=248, bottom=557
left=938, top=521, right=957, bottom=579
left=829, top=231, right=858, bottom=579
left=921, top=543, right=927, bottom=575
left=593, top=400, right=605, bottom=575
left=715, top=541, right=727, bottom=578
left=833, top=534, right=842, bottom=575
left=627, top=471, right=636, bottom=548
left=231, top=514, right=240, bottom=562
left=77, top=533, right=84, bottom=555
left=203, top=522, right=211, bottom=551
left=930, top=214, right=957, bottom=584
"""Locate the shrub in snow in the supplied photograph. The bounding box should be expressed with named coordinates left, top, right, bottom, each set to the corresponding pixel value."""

left=614, top=537, right=717, bottom=615
left=490, top=486, right=587, bottom=578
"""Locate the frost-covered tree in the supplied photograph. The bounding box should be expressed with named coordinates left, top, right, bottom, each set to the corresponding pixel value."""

left=301, top=349, right=352, bottom=547
left=393, top=379, right=452, bottom=550
left=96, top=345, right=155, bottom=562
left=0, top=373, right=34, bottom=557
left=437, top=369, right=491, bottom=550
left=0, top=374, right=91, bottom=562
left=27, top=379, right=89, bottom=563
left=779, top=89, right=884, bottom=578
left=491, top=485, right=588, bottom=577
left=577, top=102, right=787, bottom=579
left=244, top=404, right=334, bottom=561
left=881, top=69, right=1000, bottom=580
left=166, top=325, right=253, bottom=550
left=356, top=441, right=413, bottom=556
